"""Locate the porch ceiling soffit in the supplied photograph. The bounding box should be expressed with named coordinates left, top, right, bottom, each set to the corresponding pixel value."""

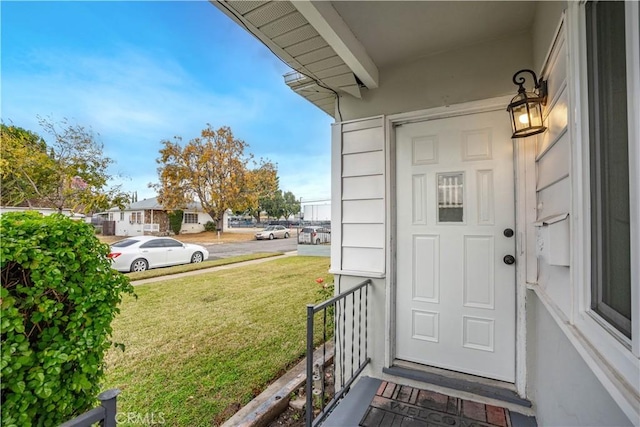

left=212, top=0, right=368, bottom=116
left=291, top=1, right=378, bottom=90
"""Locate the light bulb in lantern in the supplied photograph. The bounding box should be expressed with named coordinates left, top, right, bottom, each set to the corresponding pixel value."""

left=518, top=114, right=530, bottom=124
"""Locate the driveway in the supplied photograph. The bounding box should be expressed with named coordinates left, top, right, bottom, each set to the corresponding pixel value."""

left=204, top=237, right=298, bottom=260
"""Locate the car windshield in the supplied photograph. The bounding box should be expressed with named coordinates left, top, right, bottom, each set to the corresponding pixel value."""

left=302, top=228, right=315, bottom=233
left=111, top=239, right=139, bottom=248
left=264, top=226, right=275, bottom=231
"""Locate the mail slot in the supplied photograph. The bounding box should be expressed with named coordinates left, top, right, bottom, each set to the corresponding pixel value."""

left=534, top=213, right=570, bottom=267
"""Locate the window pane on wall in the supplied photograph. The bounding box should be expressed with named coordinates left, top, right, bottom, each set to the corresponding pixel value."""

left=184, top=213, right=198, bottom=224
left=587, top=0, right=631, bottom=338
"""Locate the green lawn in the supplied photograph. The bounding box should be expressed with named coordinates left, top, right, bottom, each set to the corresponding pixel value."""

left=103, top=256, right=331, bottom=426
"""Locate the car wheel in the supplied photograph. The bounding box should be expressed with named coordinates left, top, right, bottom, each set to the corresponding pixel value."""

left=191, top=252, right=204, bottom=263
left=130, top=258, right=148, bottom=272
left=284, top=232, right=289, bottom=238
left=269, top=234, right=274, bottom=240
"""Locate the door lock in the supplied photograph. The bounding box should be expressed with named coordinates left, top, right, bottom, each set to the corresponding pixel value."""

left=503, top=255, right=515, bottom=265
left=503, top=228, right=514, bottom=238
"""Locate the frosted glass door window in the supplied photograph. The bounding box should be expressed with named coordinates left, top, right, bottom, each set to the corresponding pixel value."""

left=438, top=173, right=464, bottom=223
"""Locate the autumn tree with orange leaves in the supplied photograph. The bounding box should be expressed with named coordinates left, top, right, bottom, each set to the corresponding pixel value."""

left=243, top=160, right=279, bottom=223
left=152, top=125, right=278, bottom=231
left=1, top=118, right=130, bottom=214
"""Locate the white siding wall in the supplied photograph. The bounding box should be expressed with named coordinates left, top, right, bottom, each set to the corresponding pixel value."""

left=330, top=117, right=388, bottom=381
left=532, top=1, right=568, bottom=72
left=116, top=211, right=145, bottom=236
left=331, top=117, right=386, bottom=276
left=180, top=211, right=216, bottom=234
left=525, top=6, right=635, bottom=425
left=534, top=26, right=572, bottom=317
left=180, top=213, right=205, bottom=234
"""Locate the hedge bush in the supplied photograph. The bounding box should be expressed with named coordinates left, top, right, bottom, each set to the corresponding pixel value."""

left=0, top=212, right=135, bottom=426
left=168, top=210, right=183, bottom=235
left=204, top=221, right=216, bottom=232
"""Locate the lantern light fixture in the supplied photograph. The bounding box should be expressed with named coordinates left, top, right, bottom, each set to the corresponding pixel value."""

left=507, top=69, right=548, bottom=138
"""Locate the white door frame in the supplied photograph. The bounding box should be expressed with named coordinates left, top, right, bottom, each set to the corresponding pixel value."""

left=383, top=95, right=528, bottom=397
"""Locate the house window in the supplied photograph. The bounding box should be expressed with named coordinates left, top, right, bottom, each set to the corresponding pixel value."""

left=184, top=213, right=198, bottom=224
left=120, top=212, right=124, bottom=221
left=586, top=0, right=631, bottom=338
left=131, top=212, right=143, bottom=224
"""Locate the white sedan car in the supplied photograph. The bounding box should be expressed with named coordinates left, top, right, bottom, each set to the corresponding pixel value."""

left=255, top=225, right=290, bottom=240
left=108, top=236, right=210, bottom=272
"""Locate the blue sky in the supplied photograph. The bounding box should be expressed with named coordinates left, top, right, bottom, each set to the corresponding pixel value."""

left=1, top=1, right=334, bottom=203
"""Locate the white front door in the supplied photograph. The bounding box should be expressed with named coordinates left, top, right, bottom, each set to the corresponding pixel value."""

left=395, top=110, right=516, bottom=382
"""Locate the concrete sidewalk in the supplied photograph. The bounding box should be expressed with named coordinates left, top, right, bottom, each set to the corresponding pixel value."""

left=130, top=251, right=297, bottom=286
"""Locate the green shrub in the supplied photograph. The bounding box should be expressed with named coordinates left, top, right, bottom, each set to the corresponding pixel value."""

left=204, top=221, right=216, bottom=232
left=168, top=210, right=183, bottom=235
left=0, top=212, right=135, bottom=426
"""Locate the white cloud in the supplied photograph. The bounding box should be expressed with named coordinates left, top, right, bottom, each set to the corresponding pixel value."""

left=2, top=41, right=333, bottom=204
left=4, top=47, right=269, bottom=141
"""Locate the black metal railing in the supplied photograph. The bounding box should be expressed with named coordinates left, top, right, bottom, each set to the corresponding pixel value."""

left=306, top=279, right=371, bottom=427
left=58, top=389, right=120, bottom=427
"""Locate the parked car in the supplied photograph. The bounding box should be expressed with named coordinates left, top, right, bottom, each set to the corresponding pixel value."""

left=298, top=226, right=331, bottom=245
left=255, top=225, right=290, bottom=240
left=108, top=236, right=210, bottom=272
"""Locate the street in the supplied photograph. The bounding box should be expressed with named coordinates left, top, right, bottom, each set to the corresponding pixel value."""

left=204, top=237, right=298, bottom=260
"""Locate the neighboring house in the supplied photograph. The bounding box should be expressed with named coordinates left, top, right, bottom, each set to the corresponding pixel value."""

left=100, top=197, right=225, bottom=237
left=214, top=1, right=639, bottom=426
left=0, top=206, right=84, bottom=220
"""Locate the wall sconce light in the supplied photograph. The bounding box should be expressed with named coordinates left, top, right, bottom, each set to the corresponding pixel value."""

left=507, top=69, right=548, bottom=138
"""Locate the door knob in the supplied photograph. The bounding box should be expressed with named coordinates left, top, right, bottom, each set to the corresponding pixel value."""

left=503, top=255, right=515, bottom=265
left=504, top=228, right=514, bottom=237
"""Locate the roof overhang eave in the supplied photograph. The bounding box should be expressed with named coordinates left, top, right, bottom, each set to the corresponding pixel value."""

left=211, top=0, right=375, bottom=116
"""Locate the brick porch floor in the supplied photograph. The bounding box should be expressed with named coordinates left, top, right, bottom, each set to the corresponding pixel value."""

left=360, top=381, right=514, bottom=426
left=321, top=377, right=536, bottom=427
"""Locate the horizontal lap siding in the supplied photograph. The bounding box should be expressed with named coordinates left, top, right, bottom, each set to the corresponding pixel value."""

left=538, top=178, right=571, bottom=219
left=343, top=127, right=384, bottom=153
left=538, top=90, right=569, bottom=155
left=343, top=224, right=385, bottom=248
left=336, top=117, right=385, bottom=275
left=537, top=132, right=570, bottom=191
left=342, top=247, right=385, bottom=273
left=343, top=199, right=385, bottom=223
left=343, top=175, right=385, bottom=200
left=535, top=30, right=571, bottom=317
left=343, top=152, right=385, bottom=177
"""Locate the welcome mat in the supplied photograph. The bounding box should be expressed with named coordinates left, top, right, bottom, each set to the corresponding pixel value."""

left=359, top=381, right=516, bottom=427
